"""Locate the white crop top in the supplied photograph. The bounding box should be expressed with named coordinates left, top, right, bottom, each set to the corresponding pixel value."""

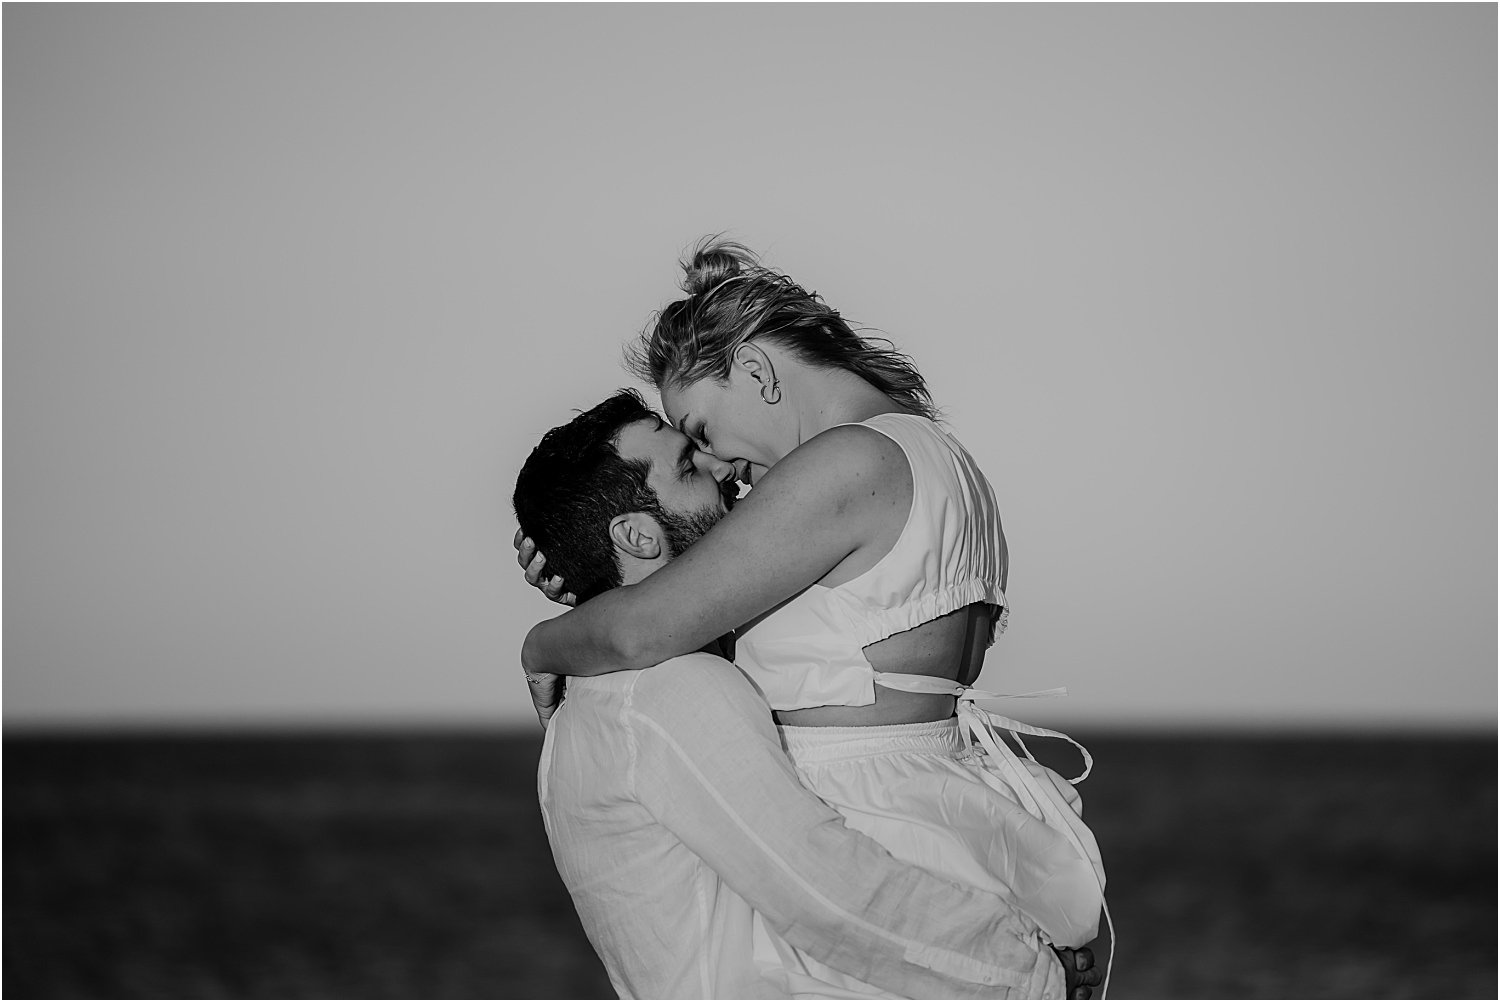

left=732, top=412, right=1009, bottom=711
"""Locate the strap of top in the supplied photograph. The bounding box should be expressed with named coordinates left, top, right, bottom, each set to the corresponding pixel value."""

left=872, top=672, right=1090, bottom=783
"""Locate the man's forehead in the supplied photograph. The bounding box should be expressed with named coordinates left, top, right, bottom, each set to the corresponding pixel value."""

left=613, top=415, right=685, bottom=465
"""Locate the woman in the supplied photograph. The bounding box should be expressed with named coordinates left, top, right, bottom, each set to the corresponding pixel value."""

left=519, top=240, right=1110, bottom=994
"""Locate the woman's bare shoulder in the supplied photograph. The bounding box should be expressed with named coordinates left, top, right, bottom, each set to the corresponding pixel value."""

left=753, top=422, right=910, bottom=500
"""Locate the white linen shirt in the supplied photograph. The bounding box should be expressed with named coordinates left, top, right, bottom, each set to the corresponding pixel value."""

left=537, top=652, right=1065, bottom=999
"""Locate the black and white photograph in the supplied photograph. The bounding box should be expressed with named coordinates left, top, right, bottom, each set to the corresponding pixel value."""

left=6, top=4, right=1495, bottom=999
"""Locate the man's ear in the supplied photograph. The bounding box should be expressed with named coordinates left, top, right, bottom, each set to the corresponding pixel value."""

left=731, top=342, right=776, bottom=391
left=609, top=512, right=663, bottom=560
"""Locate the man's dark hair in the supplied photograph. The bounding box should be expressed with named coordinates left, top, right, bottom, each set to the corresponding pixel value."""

left=513, top=389, right=664, bottom=603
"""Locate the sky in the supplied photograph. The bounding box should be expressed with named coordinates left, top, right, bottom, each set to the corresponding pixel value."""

left=5, top=4, right=1494, bottom=732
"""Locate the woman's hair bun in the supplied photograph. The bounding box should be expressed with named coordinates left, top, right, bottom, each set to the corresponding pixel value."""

left=681, top=237, right=758, bottom=297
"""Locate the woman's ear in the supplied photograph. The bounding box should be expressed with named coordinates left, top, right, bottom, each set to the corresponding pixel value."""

left=732, top=342, right=776, bottom=390
left=733, top=342, right=781, bottom=403
left=609, top=512, right=663, bottom=560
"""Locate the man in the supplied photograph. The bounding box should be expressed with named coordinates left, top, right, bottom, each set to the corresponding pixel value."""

left=513, top=390, right=1099, bottom=999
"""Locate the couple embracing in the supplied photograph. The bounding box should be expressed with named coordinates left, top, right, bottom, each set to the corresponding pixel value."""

left=513, top=240, right=1109, bottom=999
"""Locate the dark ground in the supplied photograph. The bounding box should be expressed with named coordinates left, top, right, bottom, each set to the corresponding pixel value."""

left=5, top=731, right=1495, bottom=999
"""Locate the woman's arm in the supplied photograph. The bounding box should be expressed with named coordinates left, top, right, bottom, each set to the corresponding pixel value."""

left=520, top=424, right=911, bottom=676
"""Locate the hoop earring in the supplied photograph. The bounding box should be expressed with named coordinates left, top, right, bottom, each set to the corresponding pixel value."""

left=760, top=378, right=781, bottom=405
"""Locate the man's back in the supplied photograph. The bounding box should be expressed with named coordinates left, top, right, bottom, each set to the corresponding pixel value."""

left=540, top=662, right=769, bottom=998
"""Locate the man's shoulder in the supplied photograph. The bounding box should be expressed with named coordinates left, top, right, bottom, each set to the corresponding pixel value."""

left=626, top=653, right=766, bottom=722
left=631, top=652, right=753, bottom=695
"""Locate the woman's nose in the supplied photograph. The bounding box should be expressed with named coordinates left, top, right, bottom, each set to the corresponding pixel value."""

left=695, top=451, right=733, bottom=481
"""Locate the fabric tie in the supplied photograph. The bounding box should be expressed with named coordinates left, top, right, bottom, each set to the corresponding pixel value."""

left=871, top=671, right=1117, bottom=999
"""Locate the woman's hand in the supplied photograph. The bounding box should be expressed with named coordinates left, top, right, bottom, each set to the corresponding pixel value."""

left=515, top=529, right=571, bottom=725
left=514, top=527, right=577, bottom=607
left=523, top=669, right=564, bottom=728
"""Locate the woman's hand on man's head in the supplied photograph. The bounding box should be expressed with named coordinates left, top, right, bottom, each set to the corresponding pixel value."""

left=514, top=527, right=577, bottom=607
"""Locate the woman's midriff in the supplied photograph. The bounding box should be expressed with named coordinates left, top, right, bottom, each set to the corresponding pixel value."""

left=773, top=688, right=957, bottom=727
left=770, top=603, right=997, bottom=728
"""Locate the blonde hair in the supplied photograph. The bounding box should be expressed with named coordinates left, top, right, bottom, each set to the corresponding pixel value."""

left=627, top=238, right=938, bottom=420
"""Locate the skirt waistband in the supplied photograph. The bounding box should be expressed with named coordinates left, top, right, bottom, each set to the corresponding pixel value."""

left=776, top=717, right=963, bottom=764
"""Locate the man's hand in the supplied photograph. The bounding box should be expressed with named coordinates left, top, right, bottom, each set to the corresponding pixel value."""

left=514, top=528, right=577, bottom=606
left=524, top=669, right=564, bottom=729
left=1053, top=945, right=1102, bottom=1000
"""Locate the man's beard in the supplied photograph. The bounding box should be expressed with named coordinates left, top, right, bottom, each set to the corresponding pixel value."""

left=653, top=478, right=738, bottom=558
left=657, top=502, right=725, bottom=558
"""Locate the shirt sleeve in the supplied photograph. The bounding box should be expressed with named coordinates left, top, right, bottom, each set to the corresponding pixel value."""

left=626, top=653, right=1065, bottom=1000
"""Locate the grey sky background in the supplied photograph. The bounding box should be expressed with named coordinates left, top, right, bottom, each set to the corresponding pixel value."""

left=5, top=5, right=1494, bottom=731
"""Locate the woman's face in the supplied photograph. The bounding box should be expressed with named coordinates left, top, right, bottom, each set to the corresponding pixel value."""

left=661, top=368, right=783, bottom=487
